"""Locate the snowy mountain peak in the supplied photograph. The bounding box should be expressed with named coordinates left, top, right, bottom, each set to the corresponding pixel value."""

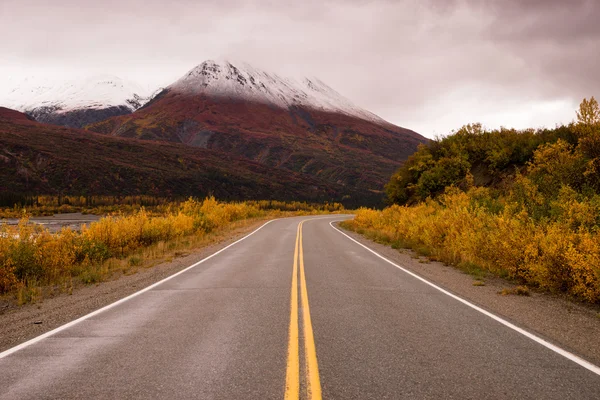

left=1, top=75, right=151, bottom=114
left=170, top=60, right=386, bottom=124
left=0, top=75, right=153, bottom=128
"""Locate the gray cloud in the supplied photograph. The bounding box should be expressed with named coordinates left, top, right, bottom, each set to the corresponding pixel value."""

left=0, top=0, right=598, bottom=137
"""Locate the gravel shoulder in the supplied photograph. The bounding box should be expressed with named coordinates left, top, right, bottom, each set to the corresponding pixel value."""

left=336, top=223, right=600, bottom=367
left=0, top=219, right=268, bottom=353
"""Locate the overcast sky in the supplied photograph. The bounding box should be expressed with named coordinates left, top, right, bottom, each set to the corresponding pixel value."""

left=1, top=0, right=598, bottom=138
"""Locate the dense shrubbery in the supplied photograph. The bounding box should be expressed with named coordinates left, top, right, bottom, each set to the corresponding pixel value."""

left=346, top=186, right=600, bottom=302
left=0, top=195, right=175, bottom=218
left=0, top=196, right=344, bottom=219
left=347, top=97, right=600, bottom=303
left=0, top=197, right=343, bottom=302
left=385, top=123, right=579, bottom=205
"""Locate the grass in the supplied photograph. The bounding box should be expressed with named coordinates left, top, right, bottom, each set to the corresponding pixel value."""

left=499, top=286, right=531, bottom=296
left=16, top=285, right=41, bottom=305
left=79, top=268, right=103, bottom=285
left=457, top=261, right=487, bottom=280
left=128, top=256, right=143, bottom=267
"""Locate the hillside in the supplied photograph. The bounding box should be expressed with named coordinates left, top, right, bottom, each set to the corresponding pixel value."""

left=385, top=123, right=581, bottom=205
left=87, top=60, right=427, bottom=193
left=0, top=107, right=369, bottom=205
left=350, top=97, right=600, bottom=303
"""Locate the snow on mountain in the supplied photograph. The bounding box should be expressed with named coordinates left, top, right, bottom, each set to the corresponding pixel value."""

left=0, top=60, right=389, bottom=128
left=169, top=60, right=387, bottom=125
left=1, top=75, right=151, bottom=114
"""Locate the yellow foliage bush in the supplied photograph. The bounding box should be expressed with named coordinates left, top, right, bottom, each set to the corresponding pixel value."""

left=369, top=97, right=600, bottom=303
left=0, top=197, right=343, bottom=300
left=345, top=189, right=600, bottom=303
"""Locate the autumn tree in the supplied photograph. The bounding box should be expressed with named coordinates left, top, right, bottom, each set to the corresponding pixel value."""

left=572, top=97, right=600, bottom=192
left=576, top=96, right=600, bottom=126
left=573, top=97, right=600, bottom=161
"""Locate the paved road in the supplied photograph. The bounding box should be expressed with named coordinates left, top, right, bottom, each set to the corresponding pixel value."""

left=1, top=215, right=600, bottom=399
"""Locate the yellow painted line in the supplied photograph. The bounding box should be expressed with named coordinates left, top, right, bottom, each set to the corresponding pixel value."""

left=299, top=221, right=323, bottom=400
left=284, top=223, right=300, bottom=400
left=285, top=220, right=323, bottom=400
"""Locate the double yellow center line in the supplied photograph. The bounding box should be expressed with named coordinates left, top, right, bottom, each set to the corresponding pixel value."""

left=285, top=221, right=322, bottom=400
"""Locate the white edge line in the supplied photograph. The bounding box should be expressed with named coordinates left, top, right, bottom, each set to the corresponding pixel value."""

left=329, top=219, right=600, bottom=377
left=0, top=218, right=279, bottom=359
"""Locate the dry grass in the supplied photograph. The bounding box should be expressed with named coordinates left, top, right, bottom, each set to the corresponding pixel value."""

left=499, top=286, right=531, bottom=296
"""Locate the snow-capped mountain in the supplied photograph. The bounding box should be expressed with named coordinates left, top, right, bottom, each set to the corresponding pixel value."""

left=89, top=59, right=426, bottom=194
left=169, top=60, right=387, bottom=125
left=0, top=76, right=152, bottom=128
left=0, top=59, right=426, bottom=205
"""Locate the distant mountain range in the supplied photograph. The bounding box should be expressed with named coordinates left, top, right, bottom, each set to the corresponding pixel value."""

left=0, top=60, right=427, bottom=204
left=1, top=75, right=153, bottom=128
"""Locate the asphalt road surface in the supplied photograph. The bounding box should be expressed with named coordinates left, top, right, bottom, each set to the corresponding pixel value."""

left=1, top=215, right=600, bottom=399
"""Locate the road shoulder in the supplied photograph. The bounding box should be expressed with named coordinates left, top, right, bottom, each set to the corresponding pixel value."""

left=335, top=222, right=600, bottom=366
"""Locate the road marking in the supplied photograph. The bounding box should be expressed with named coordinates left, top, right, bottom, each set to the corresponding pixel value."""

left=329, top=220, right=600, bottom=377
left=285, top=220, right=323, bottom=400
left=284, top=223, right=300, bottom=400
left=0, top=219, right=279, bottom=360
left=299, top=221, right=322, bottom=400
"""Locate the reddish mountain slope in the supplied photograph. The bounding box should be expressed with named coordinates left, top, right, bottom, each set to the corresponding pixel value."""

left=0, top=107, right=35, bottom=122
left=88, top=60, right=427, bottom=192
left=0, top=107, right=368, bottom=204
